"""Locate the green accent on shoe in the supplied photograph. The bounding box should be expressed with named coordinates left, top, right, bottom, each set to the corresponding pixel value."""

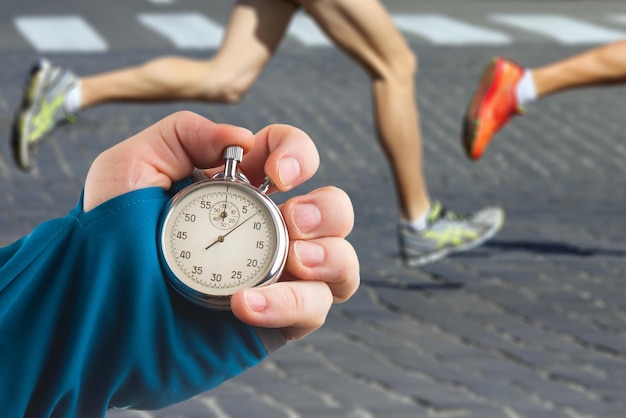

left=398, top=202, right=505, bottom=267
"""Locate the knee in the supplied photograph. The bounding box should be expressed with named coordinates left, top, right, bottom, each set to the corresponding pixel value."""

left=387, top=46, right=418, bottom=82
left=196, top=61, right=259, bottom=104
left=200, top=75, right=251, bottom=104
left=367, top=43, right=418, bottom=87
left=210, top=81, right=248, bottom=104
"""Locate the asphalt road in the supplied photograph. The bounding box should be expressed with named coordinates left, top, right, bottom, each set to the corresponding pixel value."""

left=1, top=1, right=626, bottom=417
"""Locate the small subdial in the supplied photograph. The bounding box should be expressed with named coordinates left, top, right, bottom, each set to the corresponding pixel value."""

left=210, top=200, right=240, bottom=230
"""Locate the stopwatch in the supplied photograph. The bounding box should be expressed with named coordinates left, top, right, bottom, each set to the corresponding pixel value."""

left=159, top=145, right=289, bottom=310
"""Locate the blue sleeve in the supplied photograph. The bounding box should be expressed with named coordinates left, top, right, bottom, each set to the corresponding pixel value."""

left=0, top=187, right=285, bottom=418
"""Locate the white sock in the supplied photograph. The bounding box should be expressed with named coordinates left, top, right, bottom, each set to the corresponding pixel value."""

left=515, top=69, right=537, bottom=107
left=64, top=81, right=82, bottom=114
left=401, top=206, right=429, bottom=231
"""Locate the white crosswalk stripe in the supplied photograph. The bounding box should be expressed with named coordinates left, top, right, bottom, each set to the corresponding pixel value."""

left=489, top=13, right=626, bottom=44
left=609, top=14, right=626, bottom=27
left=392, top=14, right=511, bottom=45
left=11, top=12, right=626, bottom=53
left=138, top=13, right=223, bottom=49
left=14, top=15, right=108, bottom=52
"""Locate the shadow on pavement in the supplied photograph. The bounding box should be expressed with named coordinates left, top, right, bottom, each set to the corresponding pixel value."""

left=483, top=239, right=626, bottom=257
left=360, top=277, right=464, bottom=292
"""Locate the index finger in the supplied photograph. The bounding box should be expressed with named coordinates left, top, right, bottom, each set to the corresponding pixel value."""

left=84, top=111, right=255, bottom=211
left=237, top=124, right=320, bottom=192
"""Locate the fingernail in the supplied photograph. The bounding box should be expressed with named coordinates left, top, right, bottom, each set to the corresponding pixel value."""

left=294, top=241, right=325, bottom=267
left=278, top=157, right=301, bottom=188
left=243, top=290, right=268, bottom=312
left=294, top=203, right=321, bottom=234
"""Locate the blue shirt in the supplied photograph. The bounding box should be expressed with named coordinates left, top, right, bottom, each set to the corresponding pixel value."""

left=0, top=187, right=285, bottom=417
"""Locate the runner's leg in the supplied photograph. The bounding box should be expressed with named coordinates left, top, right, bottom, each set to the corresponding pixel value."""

left=297, top=0, right=429, bottom=220
left=80, top=0, right=298, bottom=108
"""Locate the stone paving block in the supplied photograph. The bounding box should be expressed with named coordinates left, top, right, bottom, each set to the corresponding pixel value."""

left=2, top=36, right=626, bottom=417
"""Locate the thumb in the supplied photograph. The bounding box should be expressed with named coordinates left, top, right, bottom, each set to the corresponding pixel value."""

left=230, top=281, right=333, bottom=340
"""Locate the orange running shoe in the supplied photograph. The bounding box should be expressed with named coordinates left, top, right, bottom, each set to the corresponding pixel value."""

left=462, top=57, right=525, bottom=160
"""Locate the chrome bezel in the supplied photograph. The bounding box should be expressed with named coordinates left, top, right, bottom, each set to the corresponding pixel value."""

left=159, top=177, right=288, bottom=310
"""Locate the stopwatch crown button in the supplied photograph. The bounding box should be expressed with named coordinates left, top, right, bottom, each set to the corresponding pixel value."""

left=224, top=146, right=243, bottom=162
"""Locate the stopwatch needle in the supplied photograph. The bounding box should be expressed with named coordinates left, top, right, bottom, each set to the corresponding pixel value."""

left=204, top=234, right=225, bottom=250
left=204, top=211, right=259, bottom=250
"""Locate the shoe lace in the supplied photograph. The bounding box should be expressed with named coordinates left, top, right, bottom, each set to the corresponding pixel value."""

left=429, top=201, right=471, bottom=224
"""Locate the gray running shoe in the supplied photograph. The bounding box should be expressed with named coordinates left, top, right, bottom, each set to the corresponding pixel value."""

left=398, top=201, right=504, bottom=267
left=11, top=58, right=78, bottom=171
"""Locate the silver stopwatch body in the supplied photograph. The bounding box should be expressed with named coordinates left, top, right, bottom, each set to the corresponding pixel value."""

left=160, top=146, right=288, bottom=309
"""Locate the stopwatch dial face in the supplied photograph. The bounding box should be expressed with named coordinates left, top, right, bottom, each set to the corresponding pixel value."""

left=162, top=181, right=285, bottom=298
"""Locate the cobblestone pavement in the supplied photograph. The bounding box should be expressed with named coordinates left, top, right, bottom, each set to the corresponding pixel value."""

left=1, top=36, right=626, bottom=418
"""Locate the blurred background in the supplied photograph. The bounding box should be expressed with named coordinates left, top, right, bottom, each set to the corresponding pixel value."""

left=2, top=1, right=626, bottom=417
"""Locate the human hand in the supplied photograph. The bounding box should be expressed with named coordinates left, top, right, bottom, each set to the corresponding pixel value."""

left=84, top=111, right=359, bottom=340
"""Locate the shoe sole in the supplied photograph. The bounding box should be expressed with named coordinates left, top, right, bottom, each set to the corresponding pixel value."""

left=462, top=57, right=499, bottom=161
left=403, top=210, right=505, bottom=267
left=11, top=59, right=51, bottom=172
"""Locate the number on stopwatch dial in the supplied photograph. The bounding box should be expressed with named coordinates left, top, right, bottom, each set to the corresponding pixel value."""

left=160, top=179, right=288, bottom=308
